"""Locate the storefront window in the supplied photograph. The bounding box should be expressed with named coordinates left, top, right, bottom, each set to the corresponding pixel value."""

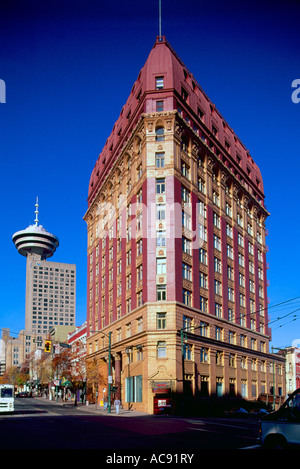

left=125, top=375, right=142, bottom=403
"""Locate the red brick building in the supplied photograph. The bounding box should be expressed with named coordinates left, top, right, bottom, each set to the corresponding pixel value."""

left=84, top=37, right=285, bottom=414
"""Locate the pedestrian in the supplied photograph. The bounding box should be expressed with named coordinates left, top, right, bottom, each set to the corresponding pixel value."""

left=114, top=398, right=121, bottom=414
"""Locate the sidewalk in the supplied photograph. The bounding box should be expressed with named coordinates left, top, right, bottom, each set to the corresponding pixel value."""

left=36, top=397, right=148, bottom=417
left=78, top=402, right=149, bottom=417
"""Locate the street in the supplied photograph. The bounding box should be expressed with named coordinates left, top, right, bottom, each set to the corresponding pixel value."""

left=0, top=397, right=261, bottom=455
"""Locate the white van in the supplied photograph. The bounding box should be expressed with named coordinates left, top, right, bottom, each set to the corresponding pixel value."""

left=0, top=384, right=14, bottom=412
left=259, top=388, right=300, bottom=448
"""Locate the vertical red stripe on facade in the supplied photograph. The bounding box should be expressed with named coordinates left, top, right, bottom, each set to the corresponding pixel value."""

left=206, top=205, right=215, bottom=316
left=191, top=191, right=200, bottom=310
left=220, top=216, right=228, bottom=320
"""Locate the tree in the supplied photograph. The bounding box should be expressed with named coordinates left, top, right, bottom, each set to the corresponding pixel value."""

left=0, top=365, right=29, bottom=388
left=51, top=345, right=86, bottom=406
left=86, top=357, right=106, bottom=404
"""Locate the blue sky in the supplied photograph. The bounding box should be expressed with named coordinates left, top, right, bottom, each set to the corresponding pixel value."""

left=0, top=0, right=299, bottom=349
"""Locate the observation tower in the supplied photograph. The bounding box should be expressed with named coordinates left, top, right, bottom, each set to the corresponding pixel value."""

left=12, top=198, right=59, bottom=260
left=12, top=199, right=75, bottom=335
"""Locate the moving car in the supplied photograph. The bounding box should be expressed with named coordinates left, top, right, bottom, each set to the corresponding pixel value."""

left=259, top=388, right=300, bottom=448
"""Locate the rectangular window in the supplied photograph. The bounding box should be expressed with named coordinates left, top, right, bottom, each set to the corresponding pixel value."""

left=156, top=100, right=164, bottom=112
left=155, top=152, right=165, bottom=168
left=181, top=86, right=188, bottom=102
left=137, top=239, right=143, bottom=256
left=157, top=341, right=166, bottom=358
left=200, top=347, right=209, bottom=363
left=137, top=265, right=143, bottom=282
left=157, top=258, right=166, bottom=275
left=183, top=315, right=193, bottom=332
left=137, top=163, right=142, bottom=180
left=157, top=312, right=166, bottom=329
left=182, top=263, right=192, bottom=281
left=181, top=186, right=190, bottom=203
left=213, top=212, right=220, bottom=228
left=199, top=321, right=208, bottom=337
left=228, top=308, right=234, bottom=322
left=156, top=76, right=164, bottom=89
left=214, top=235, right=221, bottom=251
left=199, top=272, right=207, bottom=289
left=241, top=380, right=247, bottom=398
left=198, top=177, right=206, bottom=194
left=181, top=160, right=190, bottom=179
left=200, top=296, right=207, bottom=312
left=213, top=191, right=220, bottom=206
left=199, top=248, right=207, bottom=264
left=157, top=285, right=166, bottom=301
left=182, top=237, right=191, bottom=255
left=214, top=280, right=221, bottom=295
left=216, top=352, right=223, bottom=366
left=182, top=210, right=191, bottom=230
left=229, top=353, right=236, bottom=367
left=214, top=257, right=222, bottom=273
left=125, top=375, right=142, bottom=403
left=156, top=204, right=166, bottom=220
left=226, top=223, right=233, bottom=238
left=137, top=317, right=143, bottom=333
left=215, top=303, right=222, bottom=318
left=156, top=178, right=165, bottom=194
left=183, top=289, right=192, bottom=305
left=184, top=343, right=192, bottom=360
left=156, top=230, right=166, bottom=247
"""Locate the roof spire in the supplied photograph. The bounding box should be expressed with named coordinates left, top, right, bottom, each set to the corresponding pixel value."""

left=34, top=197, right=39, bottom=226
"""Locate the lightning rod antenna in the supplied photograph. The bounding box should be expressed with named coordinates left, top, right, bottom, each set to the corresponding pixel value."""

left=159, top=0, right=162, bottom=37
left=34, top=197, right=39, bottom=226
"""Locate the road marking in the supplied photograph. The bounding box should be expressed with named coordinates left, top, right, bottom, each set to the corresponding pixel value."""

left=188, top=427, right=217, bottom=433
left=0, top=412, right=51, bottom=419
left=187, top=420, right=250, bottom=430
left=240, top=445, right=261, bottom=449
left=185, top=420, right=205, bottom=425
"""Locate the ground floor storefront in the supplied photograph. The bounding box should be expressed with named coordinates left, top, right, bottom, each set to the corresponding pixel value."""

left=86, top=327, right=286, bottom=415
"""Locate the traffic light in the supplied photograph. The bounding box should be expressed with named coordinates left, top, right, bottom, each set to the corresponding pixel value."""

left=44, top=340, right=51, bottom=353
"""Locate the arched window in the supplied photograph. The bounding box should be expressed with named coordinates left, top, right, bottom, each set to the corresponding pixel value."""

left=155, top=126, right=164, bottom=141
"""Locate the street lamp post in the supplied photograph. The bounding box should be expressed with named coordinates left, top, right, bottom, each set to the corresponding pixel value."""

left=180, top=328, right=188, bottom=414
left=107, top=331, right=112, bottom=414
left=271, top=346, right=284, bottom=411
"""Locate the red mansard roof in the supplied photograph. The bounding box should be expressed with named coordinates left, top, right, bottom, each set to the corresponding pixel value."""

left=88, top=36, right=264, bottom=206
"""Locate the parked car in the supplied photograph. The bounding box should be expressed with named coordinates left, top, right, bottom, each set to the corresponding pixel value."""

left=259, top=388, right=300, bottom=448
left=249, top=408, right=269, bottom=418
left=15, top=392, right=29, bottom=398
left=224, top=407, right=248, bottom=417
